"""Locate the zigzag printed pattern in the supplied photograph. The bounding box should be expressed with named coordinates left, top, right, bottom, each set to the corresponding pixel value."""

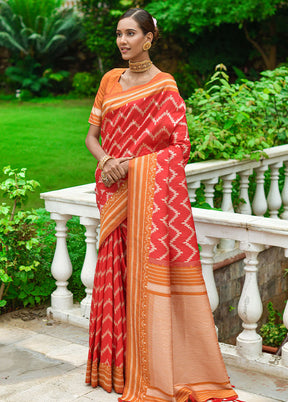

left=85, top=222, right=127, bottom=393
left=95, top=91, right=190, bottom=214
left=150, top=147, right=199, bottom=263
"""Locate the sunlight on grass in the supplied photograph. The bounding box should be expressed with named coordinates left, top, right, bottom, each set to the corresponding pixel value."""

left=0, top=99, right=97, bottom=208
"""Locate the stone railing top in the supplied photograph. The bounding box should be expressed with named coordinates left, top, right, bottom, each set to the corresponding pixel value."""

left=192, top=208, right=288, bottom=239
left=41, top=183, right=96, bottom=206
left=185, top=144, right=288, bottom=180
left=41, top=183, right=100, bottom=219
left=41, top=182, right=288, bottom=250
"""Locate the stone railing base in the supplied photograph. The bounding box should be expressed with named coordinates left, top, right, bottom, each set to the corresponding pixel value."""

left=47, top=305, right=89, bottom=329
left=221, top=342, right=288, bottom=380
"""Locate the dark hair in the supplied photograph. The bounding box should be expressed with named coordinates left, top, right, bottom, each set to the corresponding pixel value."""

left=119, top=8, right=159, bottom=44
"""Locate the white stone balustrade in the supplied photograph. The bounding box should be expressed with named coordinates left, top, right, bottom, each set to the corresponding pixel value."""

left=185, top=144, right=288, bottom=220
left=41, top=144, right=288, bottom=378
left=80, top=216, right=100, bottom=319
left=50, top=213, right=73, bottom=311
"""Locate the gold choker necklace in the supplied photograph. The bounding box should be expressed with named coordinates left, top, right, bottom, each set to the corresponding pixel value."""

left=129, top=60, right=153, bottom=73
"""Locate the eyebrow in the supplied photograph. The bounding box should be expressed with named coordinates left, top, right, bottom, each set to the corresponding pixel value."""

left=116, top=28, right=137, bottom=32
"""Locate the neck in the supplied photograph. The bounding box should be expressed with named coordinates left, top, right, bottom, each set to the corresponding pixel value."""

left=129, top=59, right=153, bottom=73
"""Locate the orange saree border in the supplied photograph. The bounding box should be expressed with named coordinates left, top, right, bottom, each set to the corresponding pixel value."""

left=99, top=181, right=128, bottom=247
left=120, top=153, right=238, bottom=402
left=122, top=153, right=158, bottom=402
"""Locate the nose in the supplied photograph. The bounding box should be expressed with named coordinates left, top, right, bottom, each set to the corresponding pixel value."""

left=119, top=34, right=127, bottom=44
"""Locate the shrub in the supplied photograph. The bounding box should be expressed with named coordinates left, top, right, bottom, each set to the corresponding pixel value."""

left=72, top=72, right=99, bottom=97
left=0, top=0, right=81, bottom=95
left=0, top=166, right=41, bottom=309
left=186, top=65, right=288, bottom=162
left=260, top=302, right=287, bottom=347
left=0, top=167, right=88, bottom=313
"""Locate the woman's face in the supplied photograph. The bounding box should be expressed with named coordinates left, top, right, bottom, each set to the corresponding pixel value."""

left=116, top=17, right=150, bottom=62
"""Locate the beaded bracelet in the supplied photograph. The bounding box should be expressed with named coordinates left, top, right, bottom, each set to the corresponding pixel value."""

left=98, top=155, right=113, bottom=170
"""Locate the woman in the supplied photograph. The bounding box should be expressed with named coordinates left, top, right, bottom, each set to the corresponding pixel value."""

left=85, top=8, right=239, bottom=402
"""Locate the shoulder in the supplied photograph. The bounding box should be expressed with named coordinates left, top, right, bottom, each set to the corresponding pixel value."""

left=158, top=71, right=175, bottom=81
left=156, top=72, right=179, bottom=92
left=101, top=68, right=126, bottom=83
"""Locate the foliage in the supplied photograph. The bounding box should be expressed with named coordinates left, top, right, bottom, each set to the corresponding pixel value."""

left=5, top=57, right=70, bottom=95
left=0, top=166, right=41, bottom=308
left=0, top=0, right=82, bottom=95
left=147, top=0, right=284, bottom=34
left=147, top=0, right=288, bottom=69
left=186, top=64, right=288, bottom=162
left=72, top=71, right=99, bottom=97
left=66, top=216, right=86, bottom=301
left=260, top=301, right=287, bottom=347
left=6, top=0, right=63, bottom=28
left=0, top=1, right=81, bottom=63
left=0, top=165, right=89, bottom=312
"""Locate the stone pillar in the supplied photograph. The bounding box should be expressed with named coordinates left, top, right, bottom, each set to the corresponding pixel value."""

left=267, top=162, right=282, bottom=219
left=220, top=173, right=236, bottom=250
left=198, top=236, right=219, bottom=335
left=80, top=216, right=100, bottom=319
left=252, top=165, right=268, bottom=216
left=187, top=180, right=201, bottom=203
left=237, top=242, right=264, bottom=359
left=238, top=169, right=252, bottom=215
left=50, top=213, right=73, bottom=311
left=281, top=162, right=288, bottom=220
left=203, top=177, right=218, bottom=208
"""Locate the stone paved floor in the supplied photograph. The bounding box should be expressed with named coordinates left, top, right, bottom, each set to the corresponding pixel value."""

left=0, top=309, right=286, bottom=402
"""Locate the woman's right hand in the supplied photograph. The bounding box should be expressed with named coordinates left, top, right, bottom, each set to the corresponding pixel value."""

left=102, top=157, right=132, bottom=186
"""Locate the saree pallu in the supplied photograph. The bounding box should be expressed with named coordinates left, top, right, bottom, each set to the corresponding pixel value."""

left=86, top=72, right=238, bottom=402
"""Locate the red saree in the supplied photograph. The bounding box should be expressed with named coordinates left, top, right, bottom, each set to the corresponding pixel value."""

left=86, top=69, right=238, bottom=402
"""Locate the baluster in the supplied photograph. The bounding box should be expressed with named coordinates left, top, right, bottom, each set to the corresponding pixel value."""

left=198, top=236, right=220, bottom=334
left=187, top=180, right=201, bottom=203
left=238, top=169, right=252, bottom=215
left=203, top=177, right=218, bottom=208
left=281, top=162, right=288, bottom=220
left=50, top=213, right=73, bottom=311
left=237, top=242, right=264, bottom=359
left=220, top=173, right=236, bottom=251
left=252, top=165, right=268, bottom=216
left=80, top=216, right=100, bottom=319
left=267, top=162, right=282, bottom=219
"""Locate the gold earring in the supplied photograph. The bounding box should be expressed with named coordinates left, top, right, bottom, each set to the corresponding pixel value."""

left=143, top=42, right=151, bottom=51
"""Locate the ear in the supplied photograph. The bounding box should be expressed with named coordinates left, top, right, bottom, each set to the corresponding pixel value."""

left=146, top=32, right=153, bottom=42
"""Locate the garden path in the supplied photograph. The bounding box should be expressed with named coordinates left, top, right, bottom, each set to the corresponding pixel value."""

left=0, top=308, right=285, bottom=402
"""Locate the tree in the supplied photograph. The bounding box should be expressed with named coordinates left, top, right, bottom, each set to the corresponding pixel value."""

left=147, top=0, right=288, bottom=70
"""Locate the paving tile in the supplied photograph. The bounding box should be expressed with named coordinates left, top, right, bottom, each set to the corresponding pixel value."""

left=237, top=389, right=283, bottom=402
left=0, top=326, right=36, bottom=345
left=1, top=312, right=287, bottom=402
left=47, top=343, right=88, bottom=366
left=16, top=333, right=72, bottom=354
left=39, top=322, right=89, bottom=346
left=228, top=364, right=288, bottom=401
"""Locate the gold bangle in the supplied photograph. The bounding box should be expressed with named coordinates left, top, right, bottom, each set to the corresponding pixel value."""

left=98, top=155, right=113, bottom=170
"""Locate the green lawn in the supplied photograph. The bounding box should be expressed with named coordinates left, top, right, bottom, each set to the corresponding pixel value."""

left=0, top=98, right=97, bottom=209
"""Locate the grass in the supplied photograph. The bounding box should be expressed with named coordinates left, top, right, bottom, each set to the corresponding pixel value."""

left=0, top=98, right=97, bottom=209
